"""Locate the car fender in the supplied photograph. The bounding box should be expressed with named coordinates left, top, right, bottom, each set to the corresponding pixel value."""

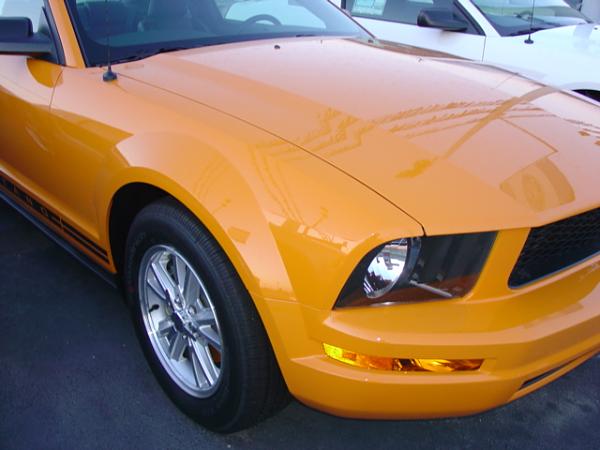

left=99, top=130, right=423, bottom=312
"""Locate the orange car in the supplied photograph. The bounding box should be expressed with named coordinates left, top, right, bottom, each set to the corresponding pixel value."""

left=1, top=0, right=599, bottom=433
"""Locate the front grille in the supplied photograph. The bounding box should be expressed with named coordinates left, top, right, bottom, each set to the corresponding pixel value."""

left=509, top=208, right=600, bottom=287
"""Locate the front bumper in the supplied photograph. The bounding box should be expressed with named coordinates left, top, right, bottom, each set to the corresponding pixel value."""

left=261, top=236, right=600, bottom=419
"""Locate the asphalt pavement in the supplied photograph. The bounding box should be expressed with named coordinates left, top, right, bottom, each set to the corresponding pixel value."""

left=1, top=199, right=599, bottom=450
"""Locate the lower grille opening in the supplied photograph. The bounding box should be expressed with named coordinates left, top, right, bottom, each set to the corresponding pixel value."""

left=520, top=363, right=568, bottom=391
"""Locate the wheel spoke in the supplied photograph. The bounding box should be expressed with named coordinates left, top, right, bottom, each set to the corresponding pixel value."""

left=191, top=307, right=216, bottom=327
left=197, top=326, right=222, bottom=352
left=147, top=271, right=166, bottom=301
left=151, top=258, right=178, bottom=301
left=156, top=318, right=174, bottom=337
left=174, top=255, right=188, bottom=293
left=190, top=346, right=208, bottom=388
left=190, top=340, right=218, bottom=387
left=183, top=270, right=200, bottom=305
left=168, top=332, right=187, bottom=361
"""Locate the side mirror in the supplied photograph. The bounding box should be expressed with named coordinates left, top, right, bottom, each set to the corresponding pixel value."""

left=0, top=17, right=53, bottom=56
left=417, top=8, right=468, bottom=32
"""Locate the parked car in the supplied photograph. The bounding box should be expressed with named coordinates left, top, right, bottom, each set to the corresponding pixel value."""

left=334, top=0, right=600, bottom=101
left=1, top=0, right=600, bottom=433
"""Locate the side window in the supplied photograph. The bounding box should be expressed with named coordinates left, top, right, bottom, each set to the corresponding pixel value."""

left=0, top=0, right=44, bottom=30
left=347, top=0, right=479, bottom=34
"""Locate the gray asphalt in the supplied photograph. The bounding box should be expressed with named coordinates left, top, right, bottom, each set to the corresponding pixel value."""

left=1, top=199, right=599, bottom=450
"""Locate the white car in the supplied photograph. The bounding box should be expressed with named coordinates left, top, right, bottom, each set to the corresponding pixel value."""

left=333, top=0, right=600, bottom=101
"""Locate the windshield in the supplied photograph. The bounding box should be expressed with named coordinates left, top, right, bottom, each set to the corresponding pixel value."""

left=471, top=0, right=590, bottom=36
left=67, top=0, right=368, bottom=67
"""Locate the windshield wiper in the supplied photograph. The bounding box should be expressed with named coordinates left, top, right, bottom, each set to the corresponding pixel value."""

left=112, top=46, right=194, bottom=64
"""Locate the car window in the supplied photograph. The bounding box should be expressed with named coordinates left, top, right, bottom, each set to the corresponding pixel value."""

left=564, top=0, right=582, bottom=9
left=471, top=0, right=590, bottom=36
left=68, top=0, right=368, bottom=67
left=223, top=0, right=326, bottom=28
left=346, top=0, right=479, bottom=34
left=348, top=0, right=433, bottom=23
left=0, top=0, right=44, bottom=30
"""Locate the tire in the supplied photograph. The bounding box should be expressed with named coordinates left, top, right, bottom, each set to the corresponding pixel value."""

left=123, top=198, right=289, bottom=432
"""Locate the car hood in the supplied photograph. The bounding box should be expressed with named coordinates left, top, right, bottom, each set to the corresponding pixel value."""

left=119, top=37, right=600, bottom=235
left=483, top=24, right=600, bottom=88
left=526, top=23, right=600, bottom=57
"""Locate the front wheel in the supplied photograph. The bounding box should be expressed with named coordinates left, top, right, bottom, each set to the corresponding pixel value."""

left=123, top=198, right=288, bottom=432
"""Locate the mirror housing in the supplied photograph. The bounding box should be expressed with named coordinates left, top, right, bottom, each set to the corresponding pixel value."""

left=0, top=17, right=53, bottom=56
left=417, top=8, right=468, bottom=32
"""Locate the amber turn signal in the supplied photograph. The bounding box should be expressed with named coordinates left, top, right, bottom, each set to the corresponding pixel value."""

left=323, top=343, right=483, bottom=373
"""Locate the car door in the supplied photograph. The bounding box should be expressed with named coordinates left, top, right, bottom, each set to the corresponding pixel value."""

left=339, top=0, right=487, bottom=60
left=0, top=0, right=112, bottom=264
left=0, top=0, right=64, bottom=214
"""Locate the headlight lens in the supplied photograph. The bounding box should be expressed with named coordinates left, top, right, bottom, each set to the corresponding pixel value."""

left=336, top=232, right=496, bottom=308
left=363, top=239, right=416, bottom=299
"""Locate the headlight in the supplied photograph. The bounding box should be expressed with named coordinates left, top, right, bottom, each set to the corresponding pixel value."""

left=363, top=238, right=420, bottom=299
left=335, top=232, right=496, bottom=308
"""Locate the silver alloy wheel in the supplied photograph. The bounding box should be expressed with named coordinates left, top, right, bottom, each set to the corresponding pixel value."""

left=139, top=245, right=224, bottom=398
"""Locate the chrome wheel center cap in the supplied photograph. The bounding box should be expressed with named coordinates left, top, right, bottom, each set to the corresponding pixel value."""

left=172, top=309, right=197, bottom=338
left=171, top=313, right=189, bottom=335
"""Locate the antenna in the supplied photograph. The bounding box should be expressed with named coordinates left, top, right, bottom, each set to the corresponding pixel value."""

left=102, top=0, right=117, bottom=82
left=524, top=0, right=537, bottom=44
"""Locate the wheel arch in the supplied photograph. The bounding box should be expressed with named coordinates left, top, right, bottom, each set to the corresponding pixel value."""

left=108, top=182, right=167, bottom=276
left=105, top=176, right=268, bottom=302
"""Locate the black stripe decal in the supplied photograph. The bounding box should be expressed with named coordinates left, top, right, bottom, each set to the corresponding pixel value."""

left=0, top=172, right=109, bottom=262
left=62, top=226, right=109, bottom=261
left=62, top=221, right=106, bottom=254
